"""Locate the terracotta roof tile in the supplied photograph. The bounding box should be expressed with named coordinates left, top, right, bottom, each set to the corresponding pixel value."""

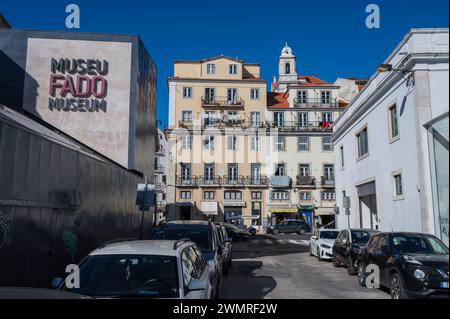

left=267, top=92, right=289, bottom=108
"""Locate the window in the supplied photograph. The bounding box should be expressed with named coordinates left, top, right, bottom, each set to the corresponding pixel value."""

left=250, top=112, right=261, bottom=127
left=228, top=135, right=238, bottom=150
left=297, top=91, right=307, bottom=104
left=181, top=191, right=192, bottom=200
left=393, top=172, right=404, bottom=199
left=204, top=88, right=215, bottom=103
left=227, top=111, right=239, bottom=123
left=272, top=191, right=289, bottom=200
left=275, top=163, right=286, bottom=176
left=298, top=136, right=310, bottom=151
left=181, top=135, right=192, bottom=150
left=228, top=163, right=239, bottom=180
left=207, top=64, right=216, bottom=74
left=250, top=136, right=261, bottom=151
left=322, top=191, right=336, bottom=201
left=322, top=136, right=333, bottom=151
left=203, top=111, right=218, bottom=127
left=322, top=112, right=332, bottom=123
left=324, top=164, right=334, bottom=181
left=181, top=110, right=192, bottom=123
left=251, top=164, right=261, bottom=183
left=229, top=64, right=237, bottom=75
left=180, top=163, right=191, bottom=180
left=321, top=91, right=331, bottom=104
left=203, top=191, right=215, bottom=200
left=251, top=191, right=262, bottom=200
left=299, top=164, right=310, bottom=177
left=275, top=136, right=286, bottom=151
left=251, top=88, right=260, bottom=100
left=274, top=112, right=284, bottom=127
left=389, top=104, right=400, bottom=140
left=204, top=163, right=214, bottom=180
left=356, top=126, right=369, bottom=159
left=182, top=87, right=192, bottom=99
left=299, top=192, right=311, bottom=200
left=224, top=191, right=242, bottom=200
left=298, top=112, right=308, bottom=128
left=227, top=88, right=237, bottom=103
left=251, top=201, right=262, bottom=226
left=203, top=135, right=215, bottom=150
left=340, top=145, right=345, bottom=169
left=285, top=63, right=291, bottom=74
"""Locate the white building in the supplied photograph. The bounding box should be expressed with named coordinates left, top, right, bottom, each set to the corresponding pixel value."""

left=333, top=28, right=449, bottom=246
left=155, top=128, right=168, bottom=223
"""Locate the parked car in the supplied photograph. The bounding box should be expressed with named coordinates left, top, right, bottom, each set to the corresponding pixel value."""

left=332, top=228, right=380, bottom=275
left=356, top=232, right=449, bottom=299
left=223, top=223, right=251, bottom=242
left=268, top=220, right=310, bottom=235
left=215, top=223, right=233, bottom=276
left=152, top=221, right=223, bottom=298
left=309, top=229, right=340, bottom=261
left=55, top=239, right=212, bottom=299
left=0, top=288, right=92, bottom=299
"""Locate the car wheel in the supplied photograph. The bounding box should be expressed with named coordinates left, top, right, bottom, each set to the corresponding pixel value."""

left=332, top=255, right=340, bottom=268
left=298, top=228, right=306, bottom=235
left=390, top=273, right=409, bottom=300
left=347, top=257, right=357, bottom=275
left=357, top=262, right=367, bottom=287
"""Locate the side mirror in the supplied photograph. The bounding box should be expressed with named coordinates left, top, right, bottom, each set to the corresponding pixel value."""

left=187, top=279, right=208, bottom=292
left=51, top=277, right=64, bottom=289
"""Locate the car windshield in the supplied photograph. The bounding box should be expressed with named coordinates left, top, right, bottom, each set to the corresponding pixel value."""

left=392, top=235, right=449, bottom=255
left=153, top=228, right=212, bottom=253
left=320, top=231, right=339, bottom=239
left=67, top=255, right=178, bottom=298
left=350, top=230, right=377, bottom=244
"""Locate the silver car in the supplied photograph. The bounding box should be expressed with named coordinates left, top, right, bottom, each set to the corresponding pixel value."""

left=55, top=239, right=213, bottom=299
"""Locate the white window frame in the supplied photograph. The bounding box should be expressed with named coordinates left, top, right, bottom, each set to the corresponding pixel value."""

left=321, top=91, right=331, bottom=104
left=299, top=191, right=311, bottom=201
left=229, top=64, right=237, bottom=75
left=322, top=136, right=333, bottom=151
left=250, top=112, right=261, bottom=127
left=299, top=163, right=310, bottom=177
left=207, top=64, right=216, bottom=74
left=298, top=136, right=310, bottom=152
left=181, top=191, right=192, bottom=200
left=388, top=103, right=400, bottom=143
left=228, top=135, right=239, bottom=151
left=182, top=87, right=192, bottom=99
left=181, top=110, right=193, bottom=123
left=203, top=135, right=215, bottom=150
left=322, top=191, right=336, bottom=201
left=181, top=135, right=192, bottom=150
left=272, top=191, right=289, bottom=200
left=297, top=90, right=307, bottom=104
left=250, top=136, right=261, bottom=151
left=356, top=125, right=369, bottom=161
left=275, top=136, right=286, bottom=151
left=251, top=88, right=260, bottom=100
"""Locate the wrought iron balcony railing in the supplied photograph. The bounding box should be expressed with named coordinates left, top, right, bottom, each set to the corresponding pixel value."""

left=296, top=175, right=316, bottom=186
left=293, top=98, right=339, bottom=108
left=176, top=176, right=197, bottom=187
left=202, top=96, right=245, bottom=107
left=197, top=176, right=222, bottom=186
left=321, top=176, right=335, bottom=186
left=222, top=175, right=246, bottom=186
left=267, top=121, right=333, bottom=132
left=246, top=176, right=269, bottom=186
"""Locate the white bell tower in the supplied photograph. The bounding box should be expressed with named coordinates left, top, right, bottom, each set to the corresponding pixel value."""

left=278, top=42, right=297, bottom=82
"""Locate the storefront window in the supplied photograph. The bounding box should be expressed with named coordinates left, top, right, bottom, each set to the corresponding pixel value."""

left=426, top=114, right=449, bottom=247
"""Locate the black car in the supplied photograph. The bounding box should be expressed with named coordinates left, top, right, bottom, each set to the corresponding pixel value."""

left=332, top=228, right=379, bottom=275
left=151, top=221, right=224, bottom=298
left=215, top=224, right=233, bottom=276
left=356, top=232, right=449, bottom=299
left=268, top=220, right=310, bottom=235
left=223, top=223, right=250, bottom=242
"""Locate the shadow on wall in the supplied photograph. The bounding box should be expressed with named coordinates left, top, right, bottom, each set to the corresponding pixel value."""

left=0, top=49, right=39, bottom=116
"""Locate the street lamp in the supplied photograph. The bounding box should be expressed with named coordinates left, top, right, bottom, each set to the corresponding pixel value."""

left=377, top=63, right=415, bottom=82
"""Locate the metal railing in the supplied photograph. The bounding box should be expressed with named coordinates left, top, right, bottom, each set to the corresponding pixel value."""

left=293, top=98, right=339, bottom=108
left=222, top=175, right=246, bottom=186
left=321, top=176, right=335, bottom=186
left=296, top=175, right=316, bottom=186
left=267, top=121, right=333, bottom=132
left=202, top=96, right=245, bottom=107
left=197, top=176, right=222, bottom=186
left=246, top=176, right=269, bottom=186
left=176, top=176, right=197, bottom=187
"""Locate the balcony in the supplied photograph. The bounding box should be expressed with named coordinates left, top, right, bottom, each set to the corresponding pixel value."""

left=155, top=165, right=165, bottom=174
left=246, top=176, right=269, bottom=187
left=267, top=121, right=333, bottom=132
left=294, top=98, right=339, bottom=109
left=176, top=176, right=197, bottom=187
left=321, top=176, right=335, bottom=187
left=202, top=96, right=245, bottom=108
left=296, top=175, right=316, bottom=187
left=155, top=183, right=165, bottom=193
left=222, top=175, right=246, bottom=187
left=197, top=176, right=222, bottom=187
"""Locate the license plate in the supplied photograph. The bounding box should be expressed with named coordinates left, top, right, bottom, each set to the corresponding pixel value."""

left=440, top=282, right=449, bottom=289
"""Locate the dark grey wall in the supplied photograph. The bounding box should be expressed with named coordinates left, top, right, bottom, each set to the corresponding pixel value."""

left=0, top=108, right=153, bottom=288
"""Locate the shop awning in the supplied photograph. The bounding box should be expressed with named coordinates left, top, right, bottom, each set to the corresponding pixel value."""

left=222, top=201, right=246, bottom=207
left=201, top=201, right=218, bottom=215
left=269, top=208, right=298, bottom=213
left=176, top=201, right=195, bottom=207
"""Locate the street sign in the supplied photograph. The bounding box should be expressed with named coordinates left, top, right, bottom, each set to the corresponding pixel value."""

left=136, top=183, right=155, bottom=211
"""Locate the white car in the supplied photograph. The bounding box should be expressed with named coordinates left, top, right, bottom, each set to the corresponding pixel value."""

left=309, top=229, right=340, bottom=261
left=54, top=239, right=213, bottom=299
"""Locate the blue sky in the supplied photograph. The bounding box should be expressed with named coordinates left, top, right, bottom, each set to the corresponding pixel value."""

left=1, top=0, right=448, bottom=126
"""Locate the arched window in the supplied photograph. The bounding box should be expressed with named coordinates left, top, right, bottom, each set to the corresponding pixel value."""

left=285, top=63, right=291, bottom=74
